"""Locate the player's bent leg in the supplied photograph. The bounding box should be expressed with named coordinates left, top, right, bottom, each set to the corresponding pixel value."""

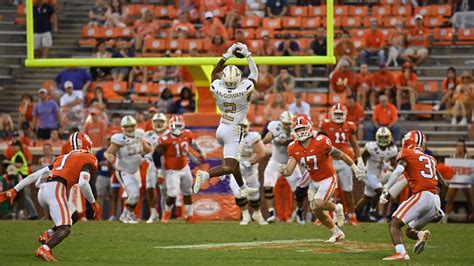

left=120, top=172, right=140, bottom=224
left=264, top=187, right=276, bottom=223
left=250, top=199, right=268, bottom=225
left=146, top=168, right=159, bottom=224
left=313, top=209, right=344, bottom=243
left=236, top=197, right=251, bottom=225
left=295, top=186, right=308, bottom=225
left=383, top=217, right=410, bottom=261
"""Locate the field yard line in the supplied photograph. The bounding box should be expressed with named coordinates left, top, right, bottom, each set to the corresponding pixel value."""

left=154, top=239, right=327, bottom=249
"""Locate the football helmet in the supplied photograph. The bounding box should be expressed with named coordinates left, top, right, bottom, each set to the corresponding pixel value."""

left=402, top=130, right=426, bottom=151
left=376, top=127, right=392, bottom=147
left=68, top=132, right=93, bottom=153
left=221, top=65, right=242, bottom=89
left=121, top=115, right=137, bottom=137
left=330, top=103, right=347, bottom=124
left=152, top=113, right=167, bottom=132
left=242, top=119, right=250, bottom=136
left=169, top=115, right=185, bottom=136
left=279, top=111, right=293, bottom=132
left=291, top=115, right=313, bottom=142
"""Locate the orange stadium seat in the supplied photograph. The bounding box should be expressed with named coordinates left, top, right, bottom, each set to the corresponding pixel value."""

left=262, top=18, right=282, bottom=30
left=81, top=26, right=105, bottom=38
left=380, top=0, right=401, bottom=4
left=290, top=6, right=308, bottom=17
left=417, top=81, right=439, bottom=94
left=349, top=6, right=368, bottom=17
left=373, top=5, right=392, bottom=17
left=247, top=40, right=263, bottom=51
left=155, top=5, right=176, bottom=18
left=309, top=5, right=326, bottom=16
left=181, top=39, right=203, bottom=51
left=282, top=17, right=302, bottom=28
left=306, top=93, right=328, bottom=105
left=352, top=37, right=364, bottom=49
left=130, top=95, right=156, bottom=103
left=414, top=6, right=432, bottom=17
left=240, top=28, right=256, bottom=39
left=103, top=28, right=118, bottom=38
left=392, top=5, right=412, bottom=16
left=433, top=27, right=453, bottom=46
left=333, top=16, right=342, bottom=27
left=341, top=17, right=361, bottom=28
left=432, top=5, right=452, bottom=17
left=256, top=28, right=275, bottom=38
left=350, top=29, right=368, bottom=39
left=212, top=7, right=228, bottom=18
left=134, top=82, right=158, bottom=95
left=302, top=17, right=321, bottom=29
left=114, top=27, right=134, bottom=38
left=168, top=39, right=180, bottom=50
left=383, top=16, right=403, bottom=27
left=424, top=16, right=444, bottom=28
left=293, top=38, right=311, bottom=50
left=329, top=93, right=346, bottom=105
left=334, top=5, right=349, bottom=16
left=241, top=17, right=261, bottom=28
left=43, top=80, right=55, bottom=91
left=283, top=92, right=295, bottom=103
left=79, top=39, right=97, bottom=47
left=97, top=82, right=128, bottom=97
left=143, top=38, right=167, bottom=51
left=361, top=17, right=373, bottom=27
left=457, top=28, right=474, bottom=44
left=404, top=17, right=416, bottom=28
left=381, top=29, right=391, bottom=38
left=414, top=103, right=433, bottom=119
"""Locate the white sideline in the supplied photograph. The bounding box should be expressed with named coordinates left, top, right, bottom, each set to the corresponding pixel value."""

left=154, top=239, right=327, bottom=250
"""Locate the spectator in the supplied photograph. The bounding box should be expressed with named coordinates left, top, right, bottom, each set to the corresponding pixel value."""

left=55, top=67, right=92, bottom=94
left=233, top=29, right=248, bottom=46
left=395, top=62, right=417, bottom=111
left=364, top=94, right=401, bottom=142
left=157, top=88, right=174, bottom=114
left=247, top=0, right=265, bottom=16
left=277, top=33, right=302, bottom=76
left=33, top=0, right=57, bottom=58
left=288, top=92, right=310, bottom=116
left=200, top=12, right=228, bottom=39
left=257, top=35, right=277, bottom=56
left=5, top=141, right=29, bottom=177
left=172, top=87, right=196, bottom=114
left=84, top=109, right=107, bottom=147
left=89, top=0, right=109, bottom=26
left=90, top=41, right=112, bottom=81
left=274, top=68, right=295, bottom=92
left=171, top=13, right=197, bottom=39
left=386, top=21, right=406, bottom=67
left=401, top=14, right=429, bottom=66
left=0, top=114, right=15, bottom=140
left=345, top=95, right=365, bottom=140
left=264, top=92, right=287, bottom=124
left=48, top=130, right=64, bottom=148
left=106, top=0, right=127, bottom=27
left=38, top=143, right=55, bottom=167
left=208, top=35, right=228, bottom=56
left=335, top=29, right=357, bottom=67
left=3, top=133, right=33, bottom=166
left=178, top=0, right=199, bottom=21
left=310, top=28, right=327, bottom=56
left=60, top=81, right=84, bottom=130
left=106, top=113, right=122, bottom=136
left=95, top=136, right=113, bottom=220
left=370, top=64, right=396, bottom=109
left=18, top=94, right=35, bottom=129
left=143, top=107, right=157, bottom=131
left=225, top=0, right=246, bottom=28
left=33, top=88, right=60, bottom=140
left=111, top=42, right=135, bottom=82
left=451, top=71, right=473, bottom=125
left=355, top=64, right=373, bottom=109
left=266, top=0, right=287, bottom=17
left=134, top=110, right=147, bottom=130
left=253, top=65, right=275, bottom=100
left=329, top=59, right=356, bottom=95
left=133, top=10, right=158, bottom=51
left=359, top=18, right=386, bottom=66
left=434, top=67, right=459, bottom=111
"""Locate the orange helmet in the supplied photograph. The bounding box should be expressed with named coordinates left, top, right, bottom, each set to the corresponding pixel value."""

left=330, top=103, right=347, bottom=124
left=402, top=130, right=426, bottom=151
left=291, top=115, right=313, bottom=142
left=169, top=115, right=185, bottom=136
left=69, top=132, right=93, bottom=153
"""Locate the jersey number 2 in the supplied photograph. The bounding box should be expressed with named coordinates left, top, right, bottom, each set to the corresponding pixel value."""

left=222, top=102, right=236, bottom=122
left=419, top=155, right=437, bottom=179
left=300, top=155, right=318, bottom=171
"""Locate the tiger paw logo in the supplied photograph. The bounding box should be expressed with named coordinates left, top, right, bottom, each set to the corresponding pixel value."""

left=194, top=135, right=220, bottom=154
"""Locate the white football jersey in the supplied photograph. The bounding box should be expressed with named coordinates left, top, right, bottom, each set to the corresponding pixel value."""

left=211, top=79, right=254, bottom=125
left=268, top=120, right=292, bottom=163
left=365, top=142, right=398, bottom=177
left=239, top=131, right=261, bottom=161
left=111, top=129, right=145, bottom=174
left=142, top=130, right=162, bottom=164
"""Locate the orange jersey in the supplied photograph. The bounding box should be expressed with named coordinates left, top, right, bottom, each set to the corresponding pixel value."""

left=288, top=135, right=336, bottom=182
left=396, top=148, right=438, bottom=194
left=319, top=119, right=357, bottom=159
left=159, top=130, right=194, bottom=170
left=50, top=151, right=98, bottom=191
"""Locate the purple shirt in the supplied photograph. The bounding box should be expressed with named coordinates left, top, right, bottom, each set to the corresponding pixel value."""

left=55, top=68, right=92, bottom=91
left=33, top=99, right=59, bottom=129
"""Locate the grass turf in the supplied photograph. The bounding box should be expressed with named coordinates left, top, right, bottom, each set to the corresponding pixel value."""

left=0, top=221, right=472, bottom=265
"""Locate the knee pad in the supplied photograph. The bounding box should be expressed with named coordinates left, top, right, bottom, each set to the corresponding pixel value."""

left=249, top=199, right=260, bottom=209
left=264, top=187, right=274, bottom=199
left=235, top=197, right=248, bottom=208
left=295, top=186, right=308, bottom=203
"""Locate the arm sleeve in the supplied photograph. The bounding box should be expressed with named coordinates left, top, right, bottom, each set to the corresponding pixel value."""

left=247, top=56, right=258, bottom=81
left=384, top=164, right=405, bottom=189
left=78, top=171, right=96, bottom=204
left=14, top=166, right=50, bottom=192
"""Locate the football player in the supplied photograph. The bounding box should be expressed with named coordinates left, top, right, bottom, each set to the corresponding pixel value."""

left=143, top=113, right=168, bottom=223
left=193, top=42, right=258, bottom=198
left=104, top=115, right=151, bottom=224
left=262, top=111, right=303, bottom=223
left=153, top=115, right=206, bottom=223
left=319, top=103, right=364, bottom=225
left=380, top=130, right=447, bottom=261
left=0, top=132, right=100, bottom=262
left=230, top=119, right=267, bottom=225
left=354, top=127, right=398, bottom=221
left=279, top=116, right=367, bottom=242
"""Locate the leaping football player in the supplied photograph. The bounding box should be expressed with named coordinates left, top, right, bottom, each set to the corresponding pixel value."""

left=152, top=115, right=206, bottom=224
left=0, top=132, right=100, bottom=262
left=380, top=130, right=446, bottom=261
left=279, top=116, right=367, bottom=242
left=193, top=42, right=259, bottom=198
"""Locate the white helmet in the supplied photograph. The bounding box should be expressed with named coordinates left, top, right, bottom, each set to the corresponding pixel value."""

left=121, top=115, right=137, bottom=137
left=330, top=103, right=347, bottom=124
left=279, top=111, right=293, bottom=131
left=221, top=65, right=242, bottom=89
left=152, top=113, right=167, bottom=132
left=376, top=127, right=392, bottom=147
left=169, top=115, right=185, bottom=136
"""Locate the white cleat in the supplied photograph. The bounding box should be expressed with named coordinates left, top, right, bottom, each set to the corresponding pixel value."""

left=193, top=170, right=209, bottom=193
left=239, top=186, right=258, bottom=199
left=296, top=209, right=305, bottom=225
left=325, top=230, right=345, bottom=243
left=414, top=230, right=431, bottom=255
left=119, top=211, right=129, bottom=224
left=127, top=212, right=139, bottom=224
left=266, top=209, right=276, bottom=223
left=146, top=210, right=159, bottom=224
left=382, top=253, right=410, bottom=261
left=240, top=212, right=251, bottom=225
left=334, top=203, right=345, bottom=227
left=252, top=211, right=268, bottom=225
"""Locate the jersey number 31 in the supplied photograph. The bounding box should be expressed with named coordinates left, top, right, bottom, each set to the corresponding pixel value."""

left=419, top=155, right=437, bottom=179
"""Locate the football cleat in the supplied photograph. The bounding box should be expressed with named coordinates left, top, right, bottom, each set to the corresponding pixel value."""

left=240, top=186, right=258, bottom=199
left=127, top=212, right=139, bottom=224
left=349, top=215, right=360, bottom=225
left=266, top=210, right=276, bottom=223
left=414, top=230, right=431, bottom=255
left=146, top=210, right=159, bottom=224
left=314, top=219, right=321, bottom=225
left=119, top=210, right=129, bottom=224
left=252, top=211, right=268, bottom=225
left=35, top=246, right=57, bottom=262
left=334, top=203, right=345, bottom=227
left=382, top=253, right=410, bottom=261
left=161, top=211, right=171, bottom=224
left=296, top=209, right=305, bottom=225
left=369, top=210, right=378, bottom=222
left=37, top=231, right=51, bottom=244
left=193, top=170, right=209, bottom=194
left=186, top=216, right=197, bottom=224
left=325, top=230, right=345, bottom=243
left=240, top=211, right=251, bottom=225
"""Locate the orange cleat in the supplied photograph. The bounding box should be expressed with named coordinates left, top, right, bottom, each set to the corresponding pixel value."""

left=314, top=219, right=321, bottom=225
left=161, top=211, right=171, bottom=223
left=186, top=216, right=197, bottom=224
left=35, top=246, right=57, bottom=262
left=38, top=231, right=51, bottom=244
left=349, top=216, right=360, bottom=225
left=382, top=253, right=410, bottom=261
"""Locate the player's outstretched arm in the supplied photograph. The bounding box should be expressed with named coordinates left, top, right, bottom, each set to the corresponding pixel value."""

left=191, top=140, right=206, bottom=160
left=379, top=159, right=407, bottom=204
left=0, top=166, right=52, bottom=204
left=349, top=134, right=364, bottom=168
left=152, top=144, right=166, bottom=169
left=250, top=140, right=266, bottom=164
left=237, top=43, right=258, bottom=85
left=211, top=43, right=238, bottom=81
left=328, top=146, right=367, bottom=182
left=78, top=164, right=101, bottom=218
left=279, top=157, right=297, bottom=177
left=104, top=143, right=119, bottom=164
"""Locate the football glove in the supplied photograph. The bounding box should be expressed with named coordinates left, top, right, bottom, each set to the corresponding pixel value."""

left=222, top=43, right=238, bottom=60
left=236, top=42, right=251, bottom=57
left=379, top=188, right=389, bottom=205
left=352, top=164, right=367, bottom=183
left=91, top=202, right=101, bottom=219
left=277, top=164, right=287, bottom=176
left=356, top=157, right=365, bottom=170
left=0, top=188, right=17, bottom=205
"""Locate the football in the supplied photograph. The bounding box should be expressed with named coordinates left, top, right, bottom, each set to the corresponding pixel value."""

left=233, top=46, right=245, bottom=58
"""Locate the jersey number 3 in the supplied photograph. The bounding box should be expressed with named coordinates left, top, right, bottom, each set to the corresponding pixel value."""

left=300, top=155, right=318, bottom=171
left=419, top=155, right=437, bottom=179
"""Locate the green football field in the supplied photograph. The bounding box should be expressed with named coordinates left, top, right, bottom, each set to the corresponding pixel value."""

left=0, top=221, right=472, bottom=265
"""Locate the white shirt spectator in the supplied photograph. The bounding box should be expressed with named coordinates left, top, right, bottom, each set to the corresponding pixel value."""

left=60, top=90, right=83, bottom=112
left=289, top=101, right=310, bottom=116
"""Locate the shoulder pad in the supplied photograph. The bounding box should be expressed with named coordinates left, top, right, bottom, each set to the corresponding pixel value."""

left=111, top=133, right=126, bottom=145
left=247, top=131, right=261, bottom=143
